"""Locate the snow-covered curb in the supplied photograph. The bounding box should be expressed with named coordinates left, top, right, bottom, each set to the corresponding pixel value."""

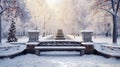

left=94, top=43, right=120, bottom=57
left=0, top=45, right=26, bottom=57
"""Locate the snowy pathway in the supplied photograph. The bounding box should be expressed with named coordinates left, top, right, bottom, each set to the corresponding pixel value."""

left=67, top=35, right=120, bottom=44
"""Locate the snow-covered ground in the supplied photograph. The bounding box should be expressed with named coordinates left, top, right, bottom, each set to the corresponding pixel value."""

left=2, top=35, right=120, bottom=44
left=0, top=35, right=120, bottom=67
left=1, top=35, right=53, bottom=45
left=0, top=53, right=120, bottom=67
left=0, top=35, right=53, bottom=57
left=67, top=35, right=120, bottom=57
left=94, top=43, right=120, bottom=57
left=0, top=44, right=26, bottom=57
left=67, top=35, right=120, bottom=44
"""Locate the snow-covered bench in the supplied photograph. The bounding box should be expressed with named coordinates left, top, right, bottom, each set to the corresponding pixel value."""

left=35, top=46, right=85, bottom=56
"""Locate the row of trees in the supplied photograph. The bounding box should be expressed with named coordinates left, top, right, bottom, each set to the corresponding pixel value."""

left=72, top=0, right=120, bottom=43
left=0, top=0, right=120, bottom=43
left=94, top=0, right=120, bottom=43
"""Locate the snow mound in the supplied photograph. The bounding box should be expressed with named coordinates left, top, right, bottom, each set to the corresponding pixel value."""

left=0, top=45, right=26, bottom=57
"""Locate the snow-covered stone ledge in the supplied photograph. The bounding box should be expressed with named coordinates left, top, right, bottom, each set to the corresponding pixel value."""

left=10, top=42, right=26, bottom=45
left=0, top=45, right=26, bottom=57
left=94, top=43, right=120, bottom=57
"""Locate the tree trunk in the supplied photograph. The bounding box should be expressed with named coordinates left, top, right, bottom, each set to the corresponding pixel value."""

left=0, top=15, right=1, bottom=43
left=112, top=15, right=117, bottom=43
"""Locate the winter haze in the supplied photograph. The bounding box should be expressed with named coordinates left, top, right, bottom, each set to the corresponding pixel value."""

left=2, top=0, right=120, bottom=37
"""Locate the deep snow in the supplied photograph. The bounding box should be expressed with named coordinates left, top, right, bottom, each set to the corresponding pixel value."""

left=0, top=53, right=120, bottom=67
left=0, top=44, right=26, bottom=57
left=67, top=35, right=120, bottom=44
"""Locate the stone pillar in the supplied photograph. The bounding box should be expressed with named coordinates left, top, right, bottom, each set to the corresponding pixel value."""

left=28, top=30, right=39, bottom=42
left=81, top=30, right=93, bottom=42
left=27, top=30, right=39, bottom=53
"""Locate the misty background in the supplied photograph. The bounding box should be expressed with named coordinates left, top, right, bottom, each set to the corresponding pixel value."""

left=2, top=0, right=120, bottom=37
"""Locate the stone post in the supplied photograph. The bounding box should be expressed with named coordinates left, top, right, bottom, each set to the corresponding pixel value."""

left=27, top=30, right=39, bottom=53
left=81, top=30, right=94, bottom=54
left=28, top=30, right=39, bottom=42
left=81, top=30, right=93, bottom=42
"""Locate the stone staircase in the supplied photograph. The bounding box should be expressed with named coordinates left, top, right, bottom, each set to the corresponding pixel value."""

left=55, top=29, right=65, bottom=40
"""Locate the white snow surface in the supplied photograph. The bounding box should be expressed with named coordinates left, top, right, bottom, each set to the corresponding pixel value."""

left=26, top=42, right=39, bottom=45
left=0, top=35, right=120, bottom=67
left=35, top=46, right=85, bottom=49
left=1, top=35, right=54, bottom=45
left=81, top=30, right=93, bottom=32
left=0, top=53, right=120, bottom=67
left=81, top=42, right=94, bottom=45
left=94, top=43, right=120, bottom=56
left=27, top=30, right=39, bottom=32
left=0, top=44, right=26, bottom=56
left=39, top=35, right=53, bottom=41
left=67, top=35, right=82, bottom=41
left=67, top=35, right=120, bottom=44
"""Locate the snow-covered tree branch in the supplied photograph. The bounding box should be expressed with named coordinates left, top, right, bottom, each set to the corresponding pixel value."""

left=95, top=0, right=120, bottom=43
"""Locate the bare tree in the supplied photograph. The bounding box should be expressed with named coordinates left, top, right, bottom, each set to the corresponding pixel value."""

left=0, top=0, right=7, bottom=43
left=96, top=0, right=120, bottom=43
left=0, top=0, right=30, bottom=43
